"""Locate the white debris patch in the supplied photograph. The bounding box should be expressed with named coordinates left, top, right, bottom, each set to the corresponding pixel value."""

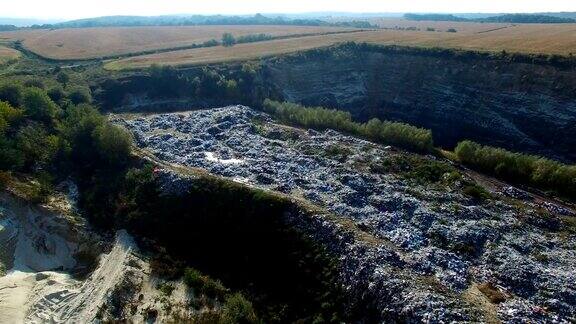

left=204, top=151, right=244, bottom=165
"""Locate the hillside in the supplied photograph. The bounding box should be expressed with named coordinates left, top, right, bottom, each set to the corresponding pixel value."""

left=405, top=13, right=576, bottom=23
left=1, top=9, right=576, bottom=322
left=115, top=105, right=576, bottom=322
left=31, top=13, right=375, bottom=29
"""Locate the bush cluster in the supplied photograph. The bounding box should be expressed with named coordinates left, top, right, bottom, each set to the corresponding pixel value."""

left=221, top=293, right=260, bottom=324
left=184, top=268, right=228, bottom=299
left=0, top=82, right=132, bottom=199
left=222, top=32, right=275, bottom=47
left=138, top=65, right=246, bottom=102
left=455, top=140, right=576, bottom=199
left=236, top=33, right=273, bottom=44
left=263, top=99, right=434, bottom=152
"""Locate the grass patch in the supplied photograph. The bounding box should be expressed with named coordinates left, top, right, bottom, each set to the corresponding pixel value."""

left=369, top=153, right=461, bottom=185
left=462, top=184, right=492, bottom=202
left=323, top=144, right=353, bottom=162
left=184, top=268, right=228, bottom=300
left=455, top=140, right=576, bottom=201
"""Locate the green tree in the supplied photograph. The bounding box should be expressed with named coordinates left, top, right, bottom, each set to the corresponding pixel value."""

left=221, top=293, right=259, bottom=324
left=93, top=123, right=132, bottom=166
left=56, top=71, right=70, bottom=86
left=220, top=79, right=240, bottom=99
left=455, top=140, right=576, bottom=200
left=24, top=79, right=45, bottom=89
left=47, top=87, right=66, bottom=103
left=263, top=99, right=433, bottom=152
left=222, top=33, right=236, bottom=47
left=203, top=39, right=219, bottom=47
left=22, top=87, right=60, bottom=125
left=0, top=83, right=23, bottom=107
left=0, top=101, right=23, bottom=134
left=0, top=137, right=24, bottom=170
left=68, top=87, right=92, bottom=105
left=16, top=124, right=61, bottom=169
left=60, top=104, right=104, bottom=163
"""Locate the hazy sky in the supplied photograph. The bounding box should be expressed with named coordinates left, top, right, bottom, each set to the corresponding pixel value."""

left=3, top=0, right=576, bottom=19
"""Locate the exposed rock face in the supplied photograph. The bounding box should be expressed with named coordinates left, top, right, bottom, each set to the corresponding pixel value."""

left=264, top=51, right=576, bottom=162
left=119, top=106, right=576, bottom=323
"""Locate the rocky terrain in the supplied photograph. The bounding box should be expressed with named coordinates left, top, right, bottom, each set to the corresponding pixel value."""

left=120, top=105, right=576, bottom=322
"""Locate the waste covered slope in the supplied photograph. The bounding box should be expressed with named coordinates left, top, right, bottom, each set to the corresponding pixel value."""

left=119, top=105, right=576, bottom=322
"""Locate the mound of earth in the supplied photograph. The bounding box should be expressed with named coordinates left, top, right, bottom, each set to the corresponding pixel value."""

left=118, top=105, right=576, bottom=322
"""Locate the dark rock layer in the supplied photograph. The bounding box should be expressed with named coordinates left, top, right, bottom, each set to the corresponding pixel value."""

left=264, top=51, right=576, bottom=162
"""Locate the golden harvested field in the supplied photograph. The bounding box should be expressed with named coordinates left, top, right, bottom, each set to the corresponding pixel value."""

left=335, top=17, right=515, bottom=34
left=0, top=46, right=20, bottom=64
left=104, top=32, right=368, bottom=69
left=0, top=26, right=357, bottom=60
left=106, top=23, right=576, bottom=70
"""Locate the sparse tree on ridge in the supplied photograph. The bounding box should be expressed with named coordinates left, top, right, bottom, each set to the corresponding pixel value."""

left=222, top=33, right=236, bottom=47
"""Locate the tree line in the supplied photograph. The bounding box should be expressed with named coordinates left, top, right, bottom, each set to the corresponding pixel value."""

left=263, top=99, right=576, bottom=200
left=455, top=140, right=576, bottom=199
left=0, top=81, right=131, bottom=201
left=26, top=14, right=377, bottom=30
left=263, top=99, right=434, bottom=152
left=404, top=13, right=576, bottom=23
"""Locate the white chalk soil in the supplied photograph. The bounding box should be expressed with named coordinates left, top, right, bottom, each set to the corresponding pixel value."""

left=0, top=193, right=193, bottom=323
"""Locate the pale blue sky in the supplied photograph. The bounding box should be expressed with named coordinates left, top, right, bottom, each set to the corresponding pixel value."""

left=3, top=0, right=576, bottom=19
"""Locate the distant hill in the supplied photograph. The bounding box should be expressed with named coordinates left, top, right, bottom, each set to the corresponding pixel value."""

left=403, top=14, right=469, bottom=22
left=478, top=14, right=575, bottom=23
left=405, top=13, right=576, bottom=23
left=0, top=25, right=18, bottom=31
left=31, top=14, right=376, bottom=29
left=538, top=12, right=576, bottom=20
left=0, top=17, right=63, bottom=27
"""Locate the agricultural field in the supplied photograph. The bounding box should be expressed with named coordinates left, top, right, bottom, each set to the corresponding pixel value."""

left=2, top=19, right=576, bottom=68
left=337, top=17, right=514, bottom=33
left=0, top=45, right=20, bottom=64
left=351, top=18, right=576, bottom=55
left=0, top=25, right=358, bottom=60
left=106, top=23, right=576, bottom=69
left=105, top=31, right=377, bottom=69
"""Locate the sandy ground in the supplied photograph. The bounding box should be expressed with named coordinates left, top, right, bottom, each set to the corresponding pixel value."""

left=0, top=195, right=80, bottom=324
left=0, top=193, right=134, bottom=323
left=26, top=231, right=136, bottom=323
left=0, top=192, right=196, bottom=323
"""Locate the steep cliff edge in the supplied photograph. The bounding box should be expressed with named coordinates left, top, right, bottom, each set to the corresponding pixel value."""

left=264, top=48, right=576, bottom=162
